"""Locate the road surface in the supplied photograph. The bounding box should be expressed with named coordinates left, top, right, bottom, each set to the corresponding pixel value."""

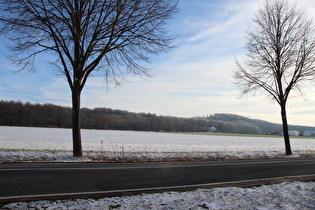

left=0, top=158, right=315, bottom=203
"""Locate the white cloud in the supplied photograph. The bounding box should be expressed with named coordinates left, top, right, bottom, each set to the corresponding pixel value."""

left=38, top=78, right=71, bottom=102
left=77, top=0, right=315, bottom=126
left=1, top=0, right=315, bottom=127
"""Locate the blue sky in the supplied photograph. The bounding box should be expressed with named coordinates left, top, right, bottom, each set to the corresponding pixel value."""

left=1, top=0, right=315, bottom=126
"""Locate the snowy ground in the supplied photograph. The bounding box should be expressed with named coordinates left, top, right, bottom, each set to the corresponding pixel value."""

left=1, top=149, right=315, bottom=163
left=1, top=126, right=315, bottom=163
left=1, top=126, right=315, bottom=209
left=2, top=181, right=315, bottom=209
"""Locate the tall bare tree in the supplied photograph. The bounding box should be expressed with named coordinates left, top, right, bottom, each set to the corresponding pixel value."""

left=234, top=0, right=315, bottom=155
left=0, top=0, right=178, bottom=157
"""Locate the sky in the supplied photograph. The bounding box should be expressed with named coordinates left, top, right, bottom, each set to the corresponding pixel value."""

left=1, top=0, right=315, bottom=126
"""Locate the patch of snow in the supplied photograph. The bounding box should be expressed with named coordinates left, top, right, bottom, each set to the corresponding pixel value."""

left=1, top=126, right=315, bottom=153
left=2, top=181, right=315, bottom=209
left=1, top=126, right=315, bottom=209
left=1, top=126, right=315, bottom=162
left=0, top=150, right=314, bottom=163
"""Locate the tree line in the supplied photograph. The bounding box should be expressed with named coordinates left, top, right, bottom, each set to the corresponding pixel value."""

left=1, top=100, right=266, bottom=134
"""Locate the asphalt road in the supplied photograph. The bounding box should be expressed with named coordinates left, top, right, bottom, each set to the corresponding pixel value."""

left=0, top=158, right=315, bottom=203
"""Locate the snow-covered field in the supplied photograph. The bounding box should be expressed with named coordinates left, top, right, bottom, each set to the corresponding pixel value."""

left=2, top=181, right=315, bottom=209
left=0, top=126, right=315, bottom=162
left=1, top=126, right=315, bottom=209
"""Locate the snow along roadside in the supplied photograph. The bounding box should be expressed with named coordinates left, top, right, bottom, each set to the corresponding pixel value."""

left=1, top=150, right=315, bottom=163
left=1, top=181, right=315, bottom=209
left=0, top=150, right=315, bottom=209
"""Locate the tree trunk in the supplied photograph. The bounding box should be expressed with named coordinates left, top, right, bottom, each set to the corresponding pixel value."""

left=280, top=102, right=292, bottom=155
left=72, top=86, right=83, bottom=157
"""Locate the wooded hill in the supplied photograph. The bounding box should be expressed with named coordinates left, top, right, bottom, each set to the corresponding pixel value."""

left=0, top=100, right=314, bottom=135
left=206, top=113, right=315, bottom=135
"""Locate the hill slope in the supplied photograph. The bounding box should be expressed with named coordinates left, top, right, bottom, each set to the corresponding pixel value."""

left=206, top=113, right=315, bottom=135
left=1, top=100, right=314, bottom=135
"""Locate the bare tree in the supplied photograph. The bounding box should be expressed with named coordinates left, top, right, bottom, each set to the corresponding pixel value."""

left=0, top=0, right=178, bottom=157
left=234, top=0, right=315, bottom=155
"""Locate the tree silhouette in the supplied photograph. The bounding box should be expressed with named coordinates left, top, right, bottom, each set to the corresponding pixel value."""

left=234, top=0, right=315, bottom=155
left=0, top=0, right=178, bottom=157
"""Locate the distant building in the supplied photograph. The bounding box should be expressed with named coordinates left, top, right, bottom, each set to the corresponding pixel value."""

left=303, top=130, right=315, bottom=137
left=280, top=131, right=300, bottom=136
left=288, top=130, right=300, bottom=136
left=208, top=126, right=217, bottom=132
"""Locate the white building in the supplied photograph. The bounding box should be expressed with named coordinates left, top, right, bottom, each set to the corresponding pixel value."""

left=288, top=130, right=300, bottom=136
left=303, top=130, right=315, bottom=137
left=208, top=126, right=217, bottom=132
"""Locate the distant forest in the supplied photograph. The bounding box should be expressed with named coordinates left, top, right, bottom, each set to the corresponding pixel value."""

left=1, top=100, right=314, bottom=135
